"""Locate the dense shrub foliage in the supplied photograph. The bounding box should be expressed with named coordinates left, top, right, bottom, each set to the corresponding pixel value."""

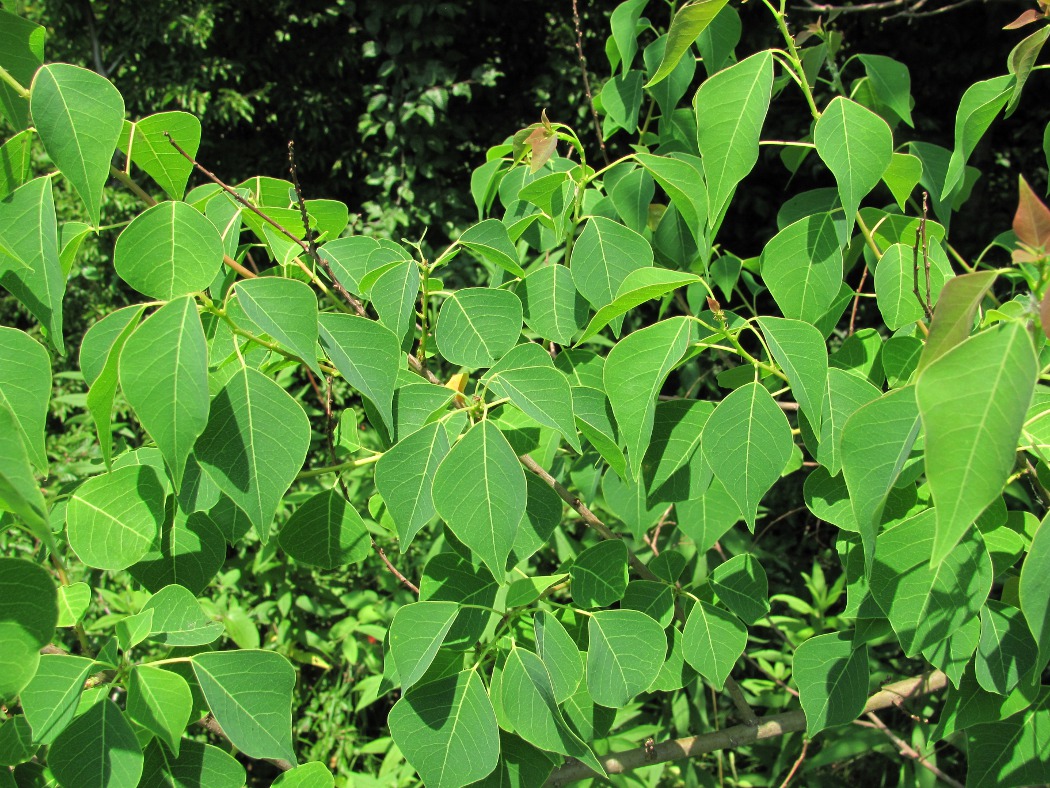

left=2, top=1, right=1050, bottom=786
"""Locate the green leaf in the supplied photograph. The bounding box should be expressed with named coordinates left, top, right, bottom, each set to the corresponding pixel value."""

left=793, top=633, right=869, bottom=735
left=390, top=601, right=460, bottom=690
left=459, top=219, right=524, bottom=277
left=682, top=600, right=746, bottom=690
left=570, top=217, right=654, bottom=316
left=271, top=762, right=334, bottom=788
left=433, top=420, right=526, bottom=579
left=814, top=97, right=893, bottom=238
left=0, top=10, right=43, bottom=130
left=56, top=582, right=90, bottom=628
left=191, top=650, right=296, bottom=763
left=0, top=404, right=47, bottom=537
left=0, top=328, right=49, bottom=475
left=701, top=382, right=792, bottom=530
left=570, top=540, right=628, bottom=608
left=1008, top=26, right=1050, bottom=116
left=841, top=387, right=921, bottom=569
left=976, top=601, right=1037, bottom=695
left=610, top=0, right=648, bottom=72
left=602, top=470, right=665, bottom=538
left=506, top=575, right=566, bottom=609
left=114, top=201, right=225, bottom=300
left=67, top=465, right=166, bottom=570
left=467, top=732, right=557, bottom=788
left=435, top=288, right=522, bottom=368
left=572, top=385, right=626, bottom=476
left=129, top=508, right=226, bottom=595
left=194, top=367, right=311, bottom=542
left=917, top=323, right=1037, bottom=564
left=126, top=666, right=192, bottom=756
left=675, top=479, right=741, bottom=551
left=234, top=277, right=322, bottom=376
left=0, top=558, right=56, bottom=702
left=19, top=654, right=94, bottom=744
left=534, top=611, right=582, bottom=703
left=858, top=55, right=914, bottom=126
left=874, top=242, right=951, bottom=330
left=0, top=177, right=64, bottom=351
left=756, top=317, right=828, bottom=428
left=318, top=314, right=399, bottom=432
left=646, top=0, right=731, bottom=88
left=419, top=553, right=498, bottom=650
left=601, top=71, right=644, bottom=133
left=578, top=268, right=699, bottom=343
left=695, top=50, right=773, bottom=228
left=49, top=700, right=143, bottom=788
left=643, top=399, right=714, bottom=502
left=370, top=258, right=420, bottom=344
left=143, top=584, right=224, bottom=647
left=499, top=648, right=605, bottom=776
left=0, top=716, right=34, bottom=767
left=634, top=153, right=708, bottom=245
left=375, top=422, right=450, bottom=546
left=86, top=305, right=146, bottom=466
left=918, top=270, right=997, bottom=371
left=605, top=317, right=693, bottom=478
left=882, top=152, right=922, bottom=210
left=485, top=342, right=580, bottom=451
left=119, top=297, right=210, bottom=490
left=140, top=738, right=247, bottom=788
left=118, top=111, right=201, bottom=200
left=586, top=609, right=665, bottom=707
left=818, top=368, right=881, bottom=477
left=870, top=510, right=993, bottom=656
left=942, top=75, right=1014, bottom=200
left=609, top=167, right=654, bottom=234
left=30, top=64, right=124, bottom=226
left=519, top=264, right=589, bottom=345
left=762, top=212, right=843, bottom=325
left=966, top=688, right=1050, bottom=788
left=711, top=554, right=769, bottom=625
left=389, top=670, right=500, bottom=788
left=1020, top=514, right=1050, bottom=670
left=317, top=236, right=379, bottom=296
left=278, top=489, right=369, bottom=569
left=0, top=129, right=33, bottom=202
left=513, top=473, right=564, bottom=562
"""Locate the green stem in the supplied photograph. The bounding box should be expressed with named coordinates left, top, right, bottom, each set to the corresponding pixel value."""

left=0, top=63, right=30, bottom=99
left=295, top=452, right=382, bottom=480
left=692, top=316, right=789, bottom=383
left=208, top=306, right=340, bottom=376
left=761, top=0, right=821, bottom=121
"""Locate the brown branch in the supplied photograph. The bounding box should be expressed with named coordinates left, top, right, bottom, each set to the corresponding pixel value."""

left=848, top=264, right=869, bottom=336
left=544, top=671, right=948, bottom=785
left=570, top=0, right=610, bottom=166
left=860, top=711, right=964, bottom=788
left=723, top=676, right=760, bottom=726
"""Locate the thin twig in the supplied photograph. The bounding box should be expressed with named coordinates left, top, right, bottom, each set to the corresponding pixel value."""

left=778, top=738, right=809, bottom=788
left=645, top=505, right=674, bottom=556
left=912, top=192, right=935, bottom=320
left=570, top=0, right=610, bottom=166
left=723, top=676, right=760, bottom=726
left=861, top=711, right=964, bottom=788
left=848, top=264, right=869, bottom=336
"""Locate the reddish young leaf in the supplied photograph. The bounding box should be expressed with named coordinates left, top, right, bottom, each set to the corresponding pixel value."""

left=1013, top=175, right=1050, bottom=250
left=1004, top=9, right=1044, bottom=29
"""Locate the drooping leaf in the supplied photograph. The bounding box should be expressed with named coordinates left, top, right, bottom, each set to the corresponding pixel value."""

left=193, top=367, right=311, bottom=542
left=814, top=97, right=893, bottom=238
left=86, top=305, right=146, bottom=466
left=234, top=277, right=322, bottom=376
left=114, top=201, right=225, bottom=300
left=317, top=236, right=379, bottom=296
left=66, top=465, right=166, bottom=571
left=0, top=404, right=48, bottom=538
left=459, top=219, right=524, bottom=277
left=435, top=288, right=523, bottom=368
left=675, top=479, right=741, bottom=551
left=762, top=212, right=844, bottom=325
left=433, top=420, right=526, bottom=580
left=375, top=422, right=450, bottom=546
left=642, top=398, right=714, bottom=502
left=646, top=0, right=731, bottom=88
left=118, top=111, right=201, bottom=200
left=126, top=666, right=192, bottom=756
left=30, top=64, right=124, bottom=226
left=634, top=152, right=708, bottom=245
left=917, top=323, right=1037, bottom=564
left=841, top=386, right=921, bottom=569
left=701, top=382, right=792, bottom=530
left=756, top=317, right=828, bottom=428
left=278, top=489, right=370, bottom=569
left=586, top=609, right=665, bottom=707
left=0, top=129, right=33, bottom=202
left=817, top=368, right=881, bottom=476
left=370, top=258, right=420, bottom=344
left=577, top=268, right=699, bottom=343
left=518, top=264, right=589, bottom=345
left=609, top=0, right=648, bottom=73
left=682, top=600, right=746, bottom=690
left=694, top=50, right=773, bottom=228
left=48, top=700, right=143, bottom=788
left=793, top=633, right=869, bottom=735
left=858, top=55, right=914, bottom=126
left=119, top=297, right=210, bottom=490
left=882, top=152, right=923, bottom=210
left=569, top=216, right=654, bottom=316
left=318, top=314, right=399, bottom=432
left=191, top=650, right=296, bottom=763
left=0, top=177, right=64, bottom=351
left=918, top=270, right=997, bottom=370
left=534, top=611, right=583, bottom=703
left=389, top=601, right=460, bottom=690
left=484, top=342, right=580, bottom=451
left=870, top=510, right=993, bottom=657
left=0, top=558, right=57, bottom=702
left=601, top=70, right=645, bottom=133
left=942, top=75, right=1014, bottom=199
left=389, top=670, right=500, bottom=788
left=1020, top=514, right=1050, bottom=670
left=605, top=317, right=693, bottom=478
